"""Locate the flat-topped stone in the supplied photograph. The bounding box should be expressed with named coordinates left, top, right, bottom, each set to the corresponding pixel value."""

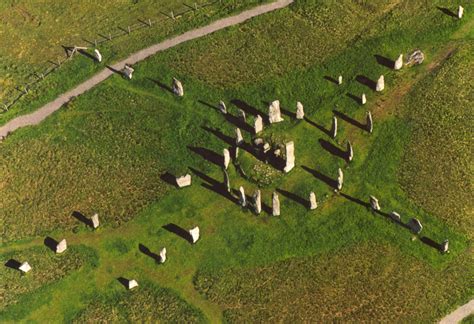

left=56, top=239, right=67, bottom=254
left=19, top=262, right=32, bottom=273
left=269, top=100, right=284, bottom=124
left=309, top=192, right=317, bottom=210
left=176, top=174, right=192, bottom=188
left=127, top=279, right=138, bottom=290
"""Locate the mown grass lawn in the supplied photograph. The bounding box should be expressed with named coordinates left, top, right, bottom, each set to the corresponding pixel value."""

left=0, top=0, right=472, bottom=322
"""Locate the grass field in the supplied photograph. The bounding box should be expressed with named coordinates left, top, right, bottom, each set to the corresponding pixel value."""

left=0, top=0, right=473, bottom=322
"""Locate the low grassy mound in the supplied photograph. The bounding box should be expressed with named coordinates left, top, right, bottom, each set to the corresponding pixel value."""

left=194, top=243, right=473, bottom=323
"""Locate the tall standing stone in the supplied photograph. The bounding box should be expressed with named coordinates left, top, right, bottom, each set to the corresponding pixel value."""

left=253, top=190, right=262, bottom=214
left=56, top=239, right=67, bottom=254
left=218, top=101, right=227, bottom=114
left=254, top=115, right=263, bottom=134
left=223, top=149, right=231, bottom=170
left=369, top=195, right=380, bottom=211
left=331, top=116, right=338, bottom=139
left=236, top=128, right=244, bottom=146
left=94, top=49, right=102, bottom=63
left=296, top=102, right=305, bottom=119
left=272, top=192, right=280, bottom=216
left=268, top=100, right=284, bottom=124
left=284, top=141, right=295, bottom=173
left=407, top=218, right=423, bottom=234
left=239, top=186, right=246, bottom=207
left=338, top=75, right=343, bottom=85
left=376, top=75, right=385, bottom=92
left=172, top=78, right=184, bottom=97
left=91, top=213, right=100, bottom=229
left=159, top=248, right=167, bottom=263
left=19, top=262, right=32, bottom=273
left=458, top=6, right=464, bottom=19
left=336, top=168, right=344, bottom=191
left=440, top=240, right=449, bottom=253
left=366, top=111, right=373, bottom=133
left=239, top=109, right=247, bottom=122
left=223, top=168, right=230, bottom=192
left=309, top=192, right=317, bottom=210
left=189, top=226, right=200, bottom=243
left=346, top=141, right=353, bottom=162
left=361, top=93, right=367, bottom=105
left=394, top=54, right=403, bottom=70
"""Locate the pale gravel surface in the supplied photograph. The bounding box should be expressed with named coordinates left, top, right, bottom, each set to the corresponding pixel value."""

left=439, top=300, right=474, bottom=324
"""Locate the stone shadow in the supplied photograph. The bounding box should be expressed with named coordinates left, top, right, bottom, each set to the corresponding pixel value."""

left=374, top=54, right=395, bottom=69
left=339, top=192, right=370, bottom=208
left=138, top=243, right=161, bottom=262
left=304, top=117, right=332, bottom=137
left=197, top=100, right=219, bottom=112
left=231, top=99, right=263, bottom=117
left=189, top=167, right=239, bottom=205
left=356, top=75, right=377, bottom=91
left=162, top=223, right=193, bottom=243
left=188, top=146, right=223, bottom=167
left=420, top=237, right=442, bottom=251
left=324, top=75, right=339, bottom=84
left=44, top=236, right=58, bottom=252
left=333, top=110, right=366, bottom=131
left=276, top=188, right=308, bottom=208
left=147, top=78, right=174, bottom=94
left=72, top=211, right=93, bottom=227
left=117, top=277, right=131, bottom=289
left=436, top=6, right=457, bottom=18
left=202, top=126, right=234, bottom=147
left=4, top=259, right=21, bottom=270
left=319, top=139, right=348, bottom=161
left=346, top=93, right=363, bottom=105
left=224, top=113, right=254, bottom=133
left=301, top=166, right=337, bottom=189
left=160, top=172, right=178, bottom=188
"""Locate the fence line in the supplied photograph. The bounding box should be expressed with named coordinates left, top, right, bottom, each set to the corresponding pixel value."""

left=1, top=0, right=220, bottom=113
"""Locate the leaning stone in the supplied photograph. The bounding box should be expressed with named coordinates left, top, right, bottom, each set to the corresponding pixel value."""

left=122, top=65, right=134, bottom=79
left=254, top=115, right=263, bottom=134
left=336, top=168, right=343, bottom=191
left=91, top=213, right=100, bottom=229
left=390, top=211, right=401, bottom=222
left=458, top=6, right=464, bottom=19
left=159, top=247, right=167, bottom=263
left=189, top=226, right=200, bottom=243
left=369, top=195, right=380, bottom=211
left=239, top=186, right=246, bottom=207
left=127, top=279, right=139, bottom=290
left=239, top=109, right=246, bottom=122
left=309, top=192, right=317, bottom=210
left=283, top=141, right=295, bottom=173
left=176, top=174, right=192, bottom=188
left=234, top=146, right=240, bottom=159
left=338, top=75, right=343, bottom=85
left=19, top=262, right=32, bottom=273
left=366, top=111, right=373, bottom=133
left=440, top=240, right=449, bottom=253
left=406, top=50, right=425, bottom=66
left=94, top=49, right=102, bottom=63
left=172, top=78, right=184, bottom=96
left=376, top=75, right=385, bottom=92
left=407, top=218, right=423, bottom=234
left=296, top=102, right=305, bottom=119
left=223, top=169, right=230, bottom=192
left=56, top=239, right=67, bottom=254
left=223, top=149, right=231, bottom=169
left=331, top=116, right=337, bottom=139
left=236, top=128, right=244, bottom=146
left=253, top=190, right=262, bottom=214
left=268, top=100, right=284, bottom=124
left=394, top=54, right=403, bottom=70
left=218, top=101, right=227, bottom=114
left=272, top=192, right=280, bottom=216
left=346, top=141, right=353, bottom=162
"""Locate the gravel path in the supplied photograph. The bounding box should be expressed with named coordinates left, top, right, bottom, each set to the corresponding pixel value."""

left=0, top=0, right=293, bottom=139
left=440, top=299, right=474, bottom=324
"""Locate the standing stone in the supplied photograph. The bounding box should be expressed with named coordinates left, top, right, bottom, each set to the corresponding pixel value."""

left=309, top=192, right=317, bottom=210
left=189, top=226, right=200, bottom=243
left=236, top=128, right=244, bottom=146
left=56, top=239, right=67, bottom=254
left=239, top=186, right=246, bottom=207
left=127, top=279, right=139, bottom=290
left=361, top=93, right=367, bottom=105
left=268, top=100, right=284, bottom=124
left=19, top=262, right=32, bottom=273
left=253, top=190, right=262, bottom=214
left=296, top=102, right=305, bottom=119
left=254, top=115, right=263, bottom=134
left=218, top=101, right=227, bottom=114
left=346, top=141, right=353, bottom=162
left=376, top=75, right=385, bottom=92
left=284, top=141, right=295, bottom=173
left=272, top=192, right=280, bottom=216
left=458, top=6, right=464, bottom=19
left=176, top=174, right=192, bottom=188
left=223, top=149, right=231, bottom=169
left=336, top=168, right=344, bottom=191
left=369, top=195, right=380, bottom=211
left=239, top=109, right=247, bottom=122
left=234, top=146, right=240, bottom=159
left=123, top=65, right=134, bottom=79
left=366, top=111, right=373, bottom=133
left=91, top=213, right=100, bottom=229
left=394, top=54, right=403, bottom=70
left=440, top=240, right=449, bottom=253
left=159, top=248, right=167, bottom=263
left=94, top=49, right=102, bottom=63
left=390, top=211, right=401, bottom=222
left=338, top=75, right=343, bottom=85
left=331, top=116, right=338, bottom=139
left=407, top=218, right=423, bottom=234
left=223, top=169, right=230, bottom=192
left=172, top=78, right=184, bottom=96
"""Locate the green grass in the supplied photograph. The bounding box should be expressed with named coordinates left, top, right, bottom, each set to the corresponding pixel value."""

left=0, top=0, right=473, bottom=322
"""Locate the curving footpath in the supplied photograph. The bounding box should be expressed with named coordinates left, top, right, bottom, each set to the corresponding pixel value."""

left=439, top=299, right=474, bottom=324
left=0, top=0, right=293, bottom=139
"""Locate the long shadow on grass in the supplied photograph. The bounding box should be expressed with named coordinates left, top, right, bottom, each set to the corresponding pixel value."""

left=436, top=6, right=458, bottom=18
left=138, top=243, right=162, bottom=262
left=420, top=237, right=443, bottom=251
left=44, top=237, right=59, bottom=252
left=333, top=110, right=367, bottom=131
left=148, top=78, right=174, bottom=94
left=319, top=139, right=348, bottom=161
left=276, top=188, right=309, bottom=208
left=301, top=166, right=338, bottom=189
left=346, top=93, right=363, bottom=105
left=324, top=75, right=339, bottom=85
left=72, top=211, right=93, bottom=227
left=231, top=99, right=263, bottom=118
left=188, top=146, right=223, bottom=167
left=224, top=113, right=254, bottom=133
left=197, top=100, right=219, bottom=112
left=4, top=259, right=21, bottom=270
left=304, top=117, right=332, bottom=137
left=189, top=167, right=239, bottom=205
left=374, top=54, right=395, bottom=69
left=356, top=75, right=377, bottom=91
left=160, top=172, right=178, bottom=188
left=117, top=277, right=131, bottom=289
left=202, top=126, right=234, bottom=146
left=162, top=224, right=193, bottom=244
